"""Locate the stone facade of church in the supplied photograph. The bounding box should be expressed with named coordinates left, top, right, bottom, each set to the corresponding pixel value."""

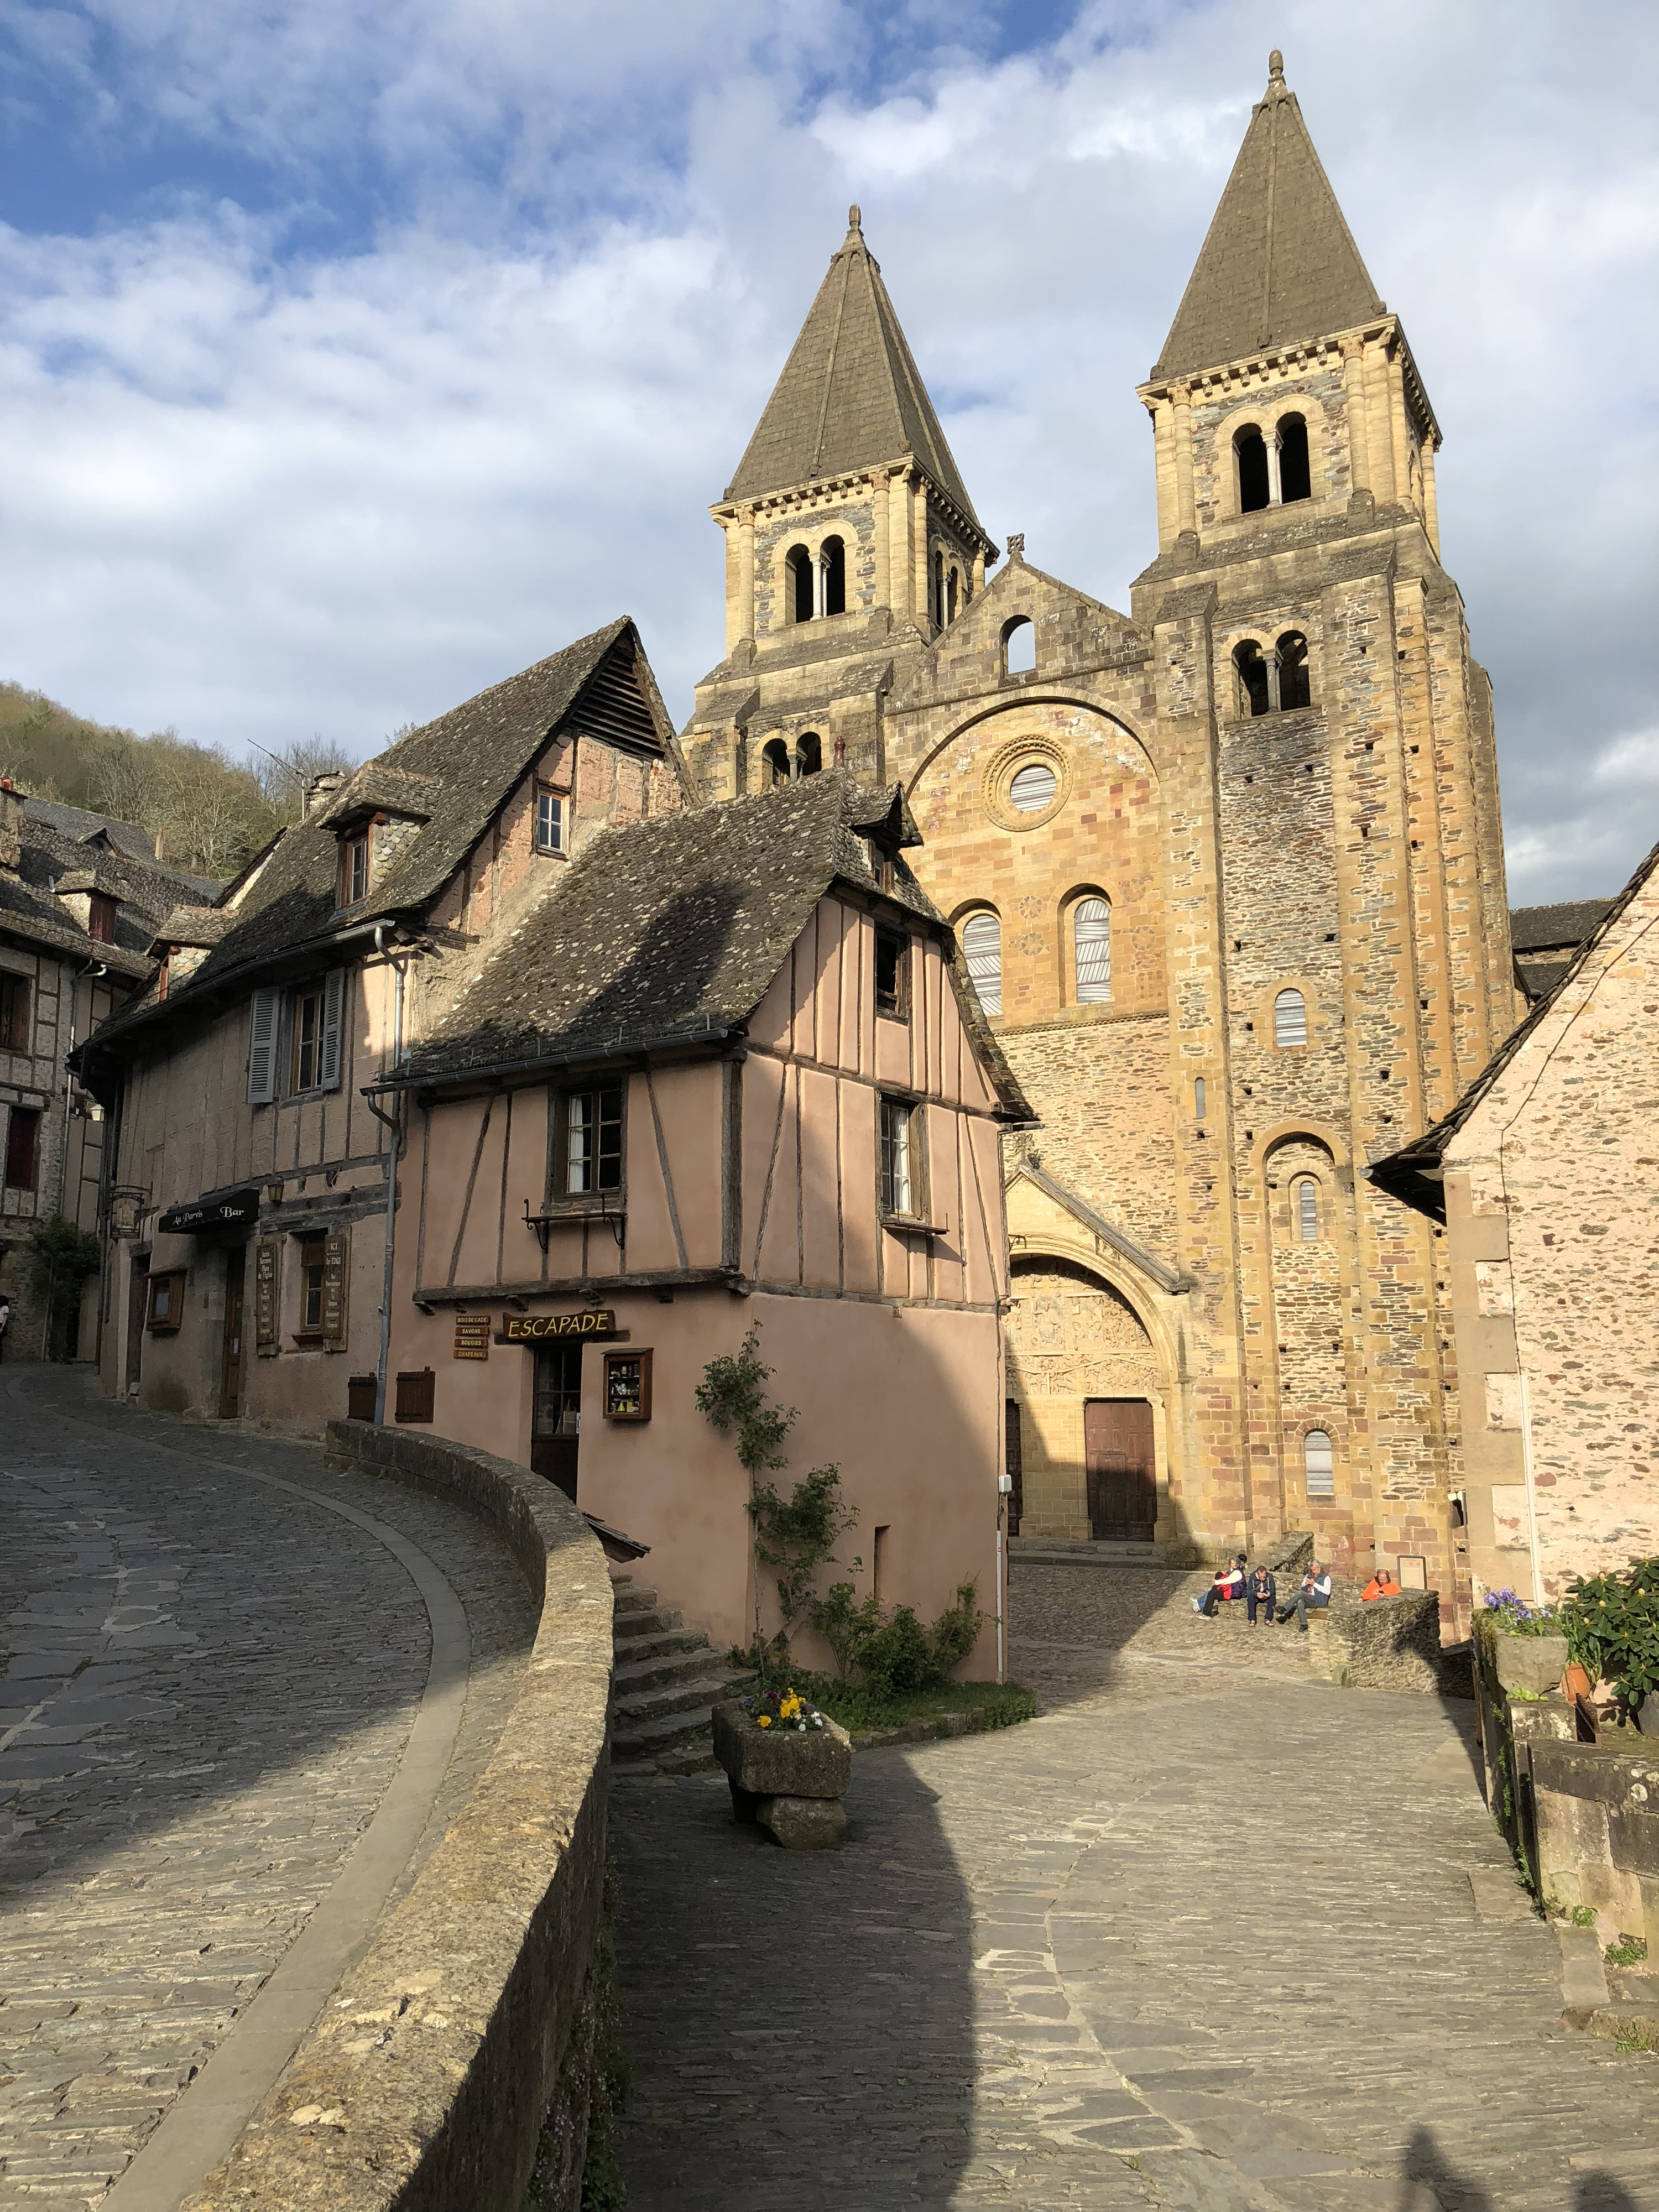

left=680, top=55, right=1519, bottom=1614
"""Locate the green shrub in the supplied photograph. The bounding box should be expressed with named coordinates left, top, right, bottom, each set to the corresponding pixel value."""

left=1558, top=1557, right=1659, bottom=1710
left=808, top=1578, right=984, bottom=1696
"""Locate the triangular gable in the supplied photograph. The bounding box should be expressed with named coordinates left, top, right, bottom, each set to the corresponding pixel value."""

left=1005, top=1160, right=1193, bottom=1296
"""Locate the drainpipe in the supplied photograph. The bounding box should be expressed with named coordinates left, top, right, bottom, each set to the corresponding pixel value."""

left=1517, top=1370, right=1545, bottom=1606
left=363, top=925, right=406, bottom=1425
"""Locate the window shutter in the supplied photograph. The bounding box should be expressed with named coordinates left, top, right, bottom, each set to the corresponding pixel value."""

left=247, top=987, right=281, bottom=1103
left=254, top=1236, right=283, bottom=1355
left=322, top=1228, right=349, bottom=1352
left=317, top=968, right=346, bottom=1092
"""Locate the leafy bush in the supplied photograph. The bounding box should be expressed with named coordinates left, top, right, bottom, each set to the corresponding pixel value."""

left=808, top=1579, right=984, bottom=1697
left=24, top=1217, right=102, bottom=1361
left=1558, top=1557, right=1659, bottom=1708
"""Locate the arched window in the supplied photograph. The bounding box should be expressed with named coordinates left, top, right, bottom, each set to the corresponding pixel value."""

left=1297, top=1178, right=1319, bottom=1241
left=1072, top=896, right=1112, bottom=1003
left=1008, top=760, right=1056, bottom=812
left=932, top=549, right=946, bottom=629
left=1276, top=632, right=1311, bottom=712
left=961, top=910, right=1001, bottom=1016
left=1194, top=1076, right=1206, bottom=1120
left=786, top=545, right=812, bottom=625
left=947, top=566, right=960, bottom=623
left=1274, top=988, right=1308, bottom=1047
left=1277, top=414, right=1311, bottom=504
left=1236, top=424, right=1269, bottom=513
left=761, top=738, right=791, bottom=787
left=1003, top=616, right=1036, bottom=674
left=796, top=732, right=822, bottom=778
left=820, top=536, right=846, bottom=617
left=1303, top=1430, right=1335, bottom=1498
left=1233, top=640, right=1270, bottom=718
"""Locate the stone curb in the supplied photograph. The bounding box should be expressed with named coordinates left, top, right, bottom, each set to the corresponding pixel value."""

left=851, top=1701, right=1034, bottom=1752
left=179, top=1421, right=614, bottom=2212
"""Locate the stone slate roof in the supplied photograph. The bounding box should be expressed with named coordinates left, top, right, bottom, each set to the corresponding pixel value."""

left=406, top=770, right=1031, bottom=1119
left=1370, top=839, right=1659, bottom=1221
left=87, top=619, right=662, bottom=1051
left=1152, top=55, right=1385, bottom=379
left=725, top=210, right=987, bottom=537
left=23, top=796, right=159, bottom=863
left=2, top=813, right=210, bottom=978
left=1508, top=898, right=1615, bottom=953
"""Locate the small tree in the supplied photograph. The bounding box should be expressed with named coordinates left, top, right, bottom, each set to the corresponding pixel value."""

left=696, top=1325, right=858, bottom=1674
left=25, top=1217, right=102, bottom=1361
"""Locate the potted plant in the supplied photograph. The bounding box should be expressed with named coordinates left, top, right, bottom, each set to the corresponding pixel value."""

left=711, top=1684, right=853, bottom=1849
left=1558, top=1557, right=1659, bottom=1733
left=1477, top=1589, right=1569, bottom=1697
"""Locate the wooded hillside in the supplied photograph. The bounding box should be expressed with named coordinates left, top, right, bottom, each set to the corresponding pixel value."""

left=0, top=682, right=352, bottom=880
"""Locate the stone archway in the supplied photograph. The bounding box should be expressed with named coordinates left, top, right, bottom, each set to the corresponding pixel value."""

left=1005, top=1254, right=1168, bottom=1543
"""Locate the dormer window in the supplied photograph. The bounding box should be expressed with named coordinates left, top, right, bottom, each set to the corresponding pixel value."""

left=339, top=832, right=369, bottom=907
left=88, top=893, right=118, bottom=944
left=536, top=787, right=565, bottom=854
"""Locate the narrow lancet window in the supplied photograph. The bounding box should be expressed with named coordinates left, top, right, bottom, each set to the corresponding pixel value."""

left=786, top=545, right=812, bottom=624
left=1234, top=640, right=1270, bottom=718
left=1236, top=425, right=1269, bottom=512
left=1274, top=988, right=1308, bottom=1047
left=1297, top=1178, right=1319, bottom=1241
left=1304, top=1430, right=1335, bottom=1498
left=1073, top=896, right=1112, bottom=1003
left=820, top=536, right=846, bottom=617
left=1277, top=414, right=1311, bottom=503
left=961, top=910, right=1002, bottom=1017
left=1276, top=632, right=1311, bottom=712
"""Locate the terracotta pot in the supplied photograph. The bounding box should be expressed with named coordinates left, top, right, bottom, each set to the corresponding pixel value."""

left=1563, top=1661, right=1593, bottom=1704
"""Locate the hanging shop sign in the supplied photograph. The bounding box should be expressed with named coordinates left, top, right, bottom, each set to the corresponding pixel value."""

left=453, top=1313, right=491, bottom=1360
left=158, top=1186, right=262, bottom=1235
left=497, top=1308, right=619, bottom=1343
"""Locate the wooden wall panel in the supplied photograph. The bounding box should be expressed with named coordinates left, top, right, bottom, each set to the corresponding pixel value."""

left=838, top=1077, right=878, bottom=1293
left=740, top=1053, right=788, bottom=1278
left=799, top=1063, right=840, bottom=1289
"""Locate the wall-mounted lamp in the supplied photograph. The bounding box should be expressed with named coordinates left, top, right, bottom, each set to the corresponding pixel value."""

left=264, top=1182, right=285, bottom=1204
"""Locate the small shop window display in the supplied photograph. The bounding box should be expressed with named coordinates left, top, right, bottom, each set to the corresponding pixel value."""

left=602, top=1348, right=652, bottom=1421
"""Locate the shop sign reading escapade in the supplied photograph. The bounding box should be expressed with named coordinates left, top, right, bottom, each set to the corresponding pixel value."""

left=495, top=1309, right=619, bottom=1344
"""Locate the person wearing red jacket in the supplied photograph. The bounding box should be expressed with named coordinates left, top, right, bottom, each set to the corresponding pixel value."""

left=1194, top=1556, right=1246, bottom=1616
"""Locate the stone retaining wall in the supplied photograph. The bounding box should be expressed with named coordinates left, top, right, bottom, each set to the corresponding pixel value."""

left=181, top=1422, right=614, bottom=2212
left=1304, top=1589, right=1448, bottom=1693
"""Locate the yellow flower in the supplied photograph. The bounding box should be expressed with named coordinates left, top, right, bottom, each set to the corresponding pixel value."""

left=757, top=1714, right=772, bottom=1727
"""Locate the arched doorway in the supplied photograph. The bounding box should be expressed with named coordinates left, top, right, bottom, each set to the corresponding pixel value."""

left=1005, top=1254, right=1165, bottom=1543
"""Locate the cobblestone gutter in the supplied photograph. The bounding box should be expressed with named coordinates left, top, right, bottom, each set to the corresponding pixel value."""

left=181, top=1423, right=613, bottom=2212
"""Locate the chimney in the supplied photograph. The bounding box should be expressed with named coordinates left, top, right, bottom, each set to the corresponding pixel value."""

left=0, top=780, right=23, bottom=873
left=305, top=771, right=348, bottom=819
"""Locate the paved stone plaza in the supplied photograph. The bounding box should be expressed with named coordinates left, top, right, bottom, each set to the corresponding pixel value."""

left=612, top=1571, right=1658, bottom=2211
left=0, top=1368, right=533, bottom=2209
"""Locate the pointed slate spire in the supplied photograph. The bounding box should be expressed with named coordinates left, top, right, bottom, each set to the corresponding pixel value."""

left=1152, top=51, right=1385, bottom=379
left=725, top=207, right=985, bottom=532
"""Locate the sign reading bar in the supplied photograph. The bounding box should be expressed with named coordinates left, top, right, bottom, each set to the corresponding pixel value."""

left=159, top=1186, right=262, bottom=1235
left=453, top=1313, right=491, bottom=1361
left=498, top=1308, right=617, bottom=1343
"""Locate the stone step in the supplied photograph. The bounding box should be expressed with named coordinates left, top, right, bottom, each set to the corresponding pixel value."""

left=615, top=1673, right=749, bottom=1729
left=612, top=1703, right=721, bottom=1762
left=613, top=1643, right=733, bottom=1696
left=611, top=1625, right=705, bottom=1667
left=611, top=1583, right=660, bottom=1617
left=615, top=1604, right=683, bottom=1640
left=1010, top=1537, right=1167, bottom=1567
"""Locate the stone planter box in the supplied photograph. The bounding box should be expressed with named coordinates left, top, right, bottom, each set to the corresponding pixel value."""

left=711, top=1701, right=852, bottom=1850
left=1490, top=1630, right=1570, bottom=1697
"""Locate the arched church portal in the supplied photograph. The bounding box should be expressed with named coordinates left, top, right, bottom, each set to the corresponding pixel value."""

left=1005, top=1254, right=1168, bottom=1545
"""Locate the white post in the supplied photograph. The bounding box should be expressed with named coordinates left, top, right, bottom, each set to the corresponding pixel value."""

left=1266, top=430, right=1284, bottom=507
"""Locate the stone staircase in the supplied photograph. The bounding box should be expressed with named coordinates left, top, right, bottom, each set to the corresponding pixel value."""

left=608, top=1572, right=755, bottom=1776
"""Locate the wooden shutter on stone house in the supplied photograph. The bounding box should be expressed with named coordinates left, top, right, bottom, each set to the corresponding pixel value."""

left=254, top=1235, right=283, bottom=1355
left=317, top=968, right=346, bottom=1092
left=247, top=988, right=281, bottom=1104
left=321, top=1228, right=349, bottom=1351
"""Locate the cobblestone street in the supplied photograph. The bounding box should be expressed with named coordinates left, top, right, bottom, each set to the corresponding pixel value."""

left=0, top=1368, right=534, bottom=2209
left=612, top=1568, right=1658, bottom=2211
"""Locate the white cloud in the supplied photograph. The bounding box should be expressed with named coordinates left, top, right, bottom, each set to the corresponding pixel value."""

left=2, top=0, right=1657, bottom=902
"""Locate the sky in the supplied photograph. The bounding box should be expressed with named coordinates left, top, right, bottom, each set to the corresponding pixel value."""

left=3, top=0, right=1656, bottom=903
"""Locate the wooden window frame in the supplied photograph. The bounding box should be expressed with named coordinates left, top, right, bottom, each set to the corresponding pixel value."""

left=554, top=1082, right=625, bottom=1201
left=602, top=1348, right=653, bottom=1422
left=878, top=1092, right=928, bottom=1224
left=294, top=1233, right=327, bottom=1339
left=874, top=926, right=910, bottom=1020
left=145, top=1267, right=187, bottom=1332
left=4, top=1105, right=40, bottom=1192
left=88, top=893, right=119, bottom=945
left=0, top=973, right=30, bottom=1052
left=535, top=787, right=565, bottom=855
left=338, top=832, right=370, bottom=909
left=291, top=985, right=324, bottom=1094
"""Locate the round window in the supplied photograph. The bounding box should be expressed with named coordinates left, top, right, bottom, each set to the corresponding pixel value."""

left=1009, top=762, right=1057, bottom=813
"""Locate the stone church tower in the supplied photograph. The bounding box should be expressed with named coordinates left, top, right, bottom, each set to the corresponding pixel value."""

left=682, top=55, right=1515, bottom=1609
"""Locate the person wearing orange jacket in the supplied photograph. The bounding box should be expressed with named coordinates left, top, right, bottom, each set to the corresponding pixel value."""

left=1361, top=1568, right=1404, bottom=1601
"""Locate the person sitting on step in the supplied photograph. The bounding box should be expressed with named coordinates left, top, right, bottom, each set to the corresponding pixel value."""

left=1361, top=1567, right=1404, bottom=1601
left=1245, top=1562, right=1278, bottom=1625
left=1279, top=1562, right=1333, bottom=1633
left=1194, top=1554, right=1246, bottom=1616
